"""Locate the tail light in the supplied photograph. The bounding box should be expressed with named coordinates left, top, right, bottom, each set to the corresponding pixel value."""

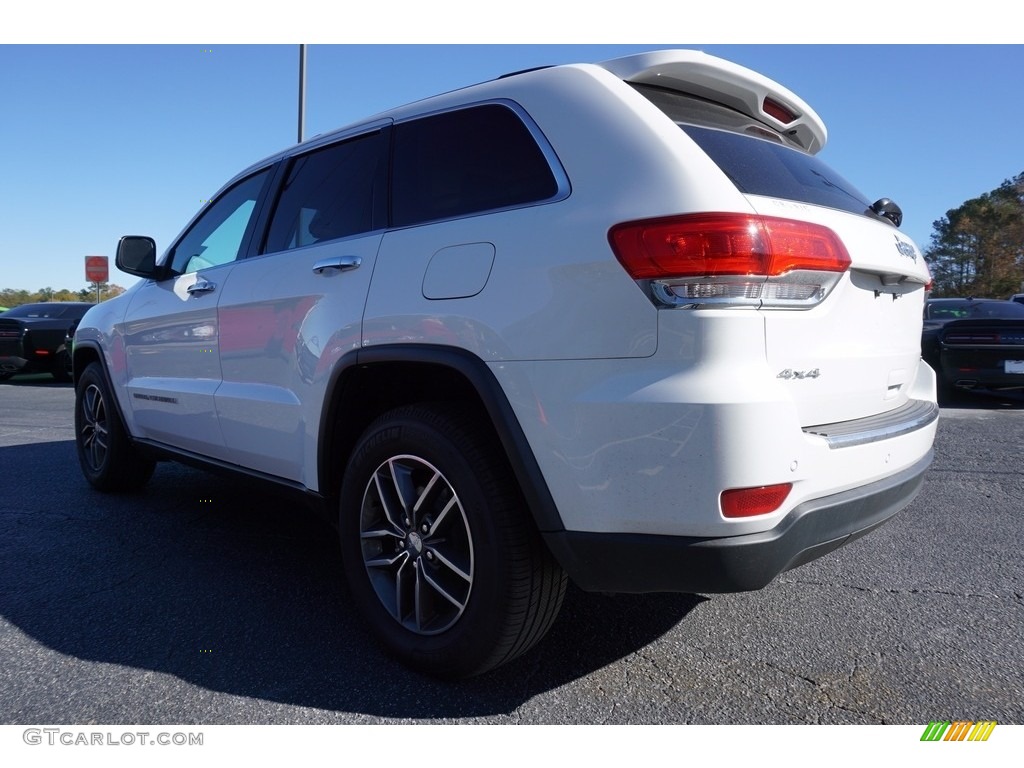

left=944, top=332, right=999, bottom=344
left=609, top=213, right=851, bottom=309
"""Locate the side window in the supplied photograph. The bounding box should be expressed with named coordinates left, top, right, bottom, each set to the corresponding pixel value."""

left=391, top=104, right=559, bottom=227
left=168, top=169, right=271, bottom=275
left=262, top=131, right=385, bottom=254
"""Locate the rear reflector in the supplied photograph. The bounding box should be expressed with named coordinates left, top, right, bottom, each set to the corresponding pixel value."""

left=721, top=483, right=792, bottom=518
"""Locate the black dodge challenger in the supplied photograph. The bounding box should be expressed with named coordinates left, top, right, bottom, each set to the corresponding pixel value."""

left=922, top=297, right=1024, bottom=399
left=0, top=302, right=93, bottom=382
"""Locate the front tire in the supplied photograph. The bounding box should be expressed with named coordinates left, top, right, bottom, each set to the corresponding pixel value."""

left=75, top=362, right=155, bottom=491
left=52, top=349, right=73, bottom=383
left=340, top=404, right=566, bottom=678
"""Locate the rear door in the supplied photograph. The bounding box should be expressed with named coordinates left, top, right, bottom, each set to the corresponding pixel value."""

left=214, top=128, right=388, bottom=486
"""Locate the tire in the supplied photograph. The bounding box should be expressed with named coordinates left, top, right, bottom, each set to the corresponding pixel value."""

left=52, top=349, right=73, bottom=383
left=339, top=403, right=566, bottom=678
left=75, top=362, right=155, bottom=491
left=936, top=373, right=962, bottom=407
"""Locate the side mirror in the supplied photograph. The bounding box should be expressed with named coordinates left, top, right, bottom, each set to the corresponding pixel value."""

left=116, top=236, right=160, bottom=278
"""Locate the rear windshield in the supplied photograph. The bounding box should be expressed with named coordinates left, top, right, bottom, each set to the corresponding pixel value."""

left=634, top=85, right=873, bottom=218
left=2, top=304, right=80, bottom=318
left=681, top=125, right=872, bottom=217
left=926, top=300, right=1024, bottom=320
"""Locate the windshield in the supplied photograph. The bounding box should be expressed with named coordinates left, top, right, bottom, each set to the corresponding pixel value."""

left=2, top=304, right=79, bottom=318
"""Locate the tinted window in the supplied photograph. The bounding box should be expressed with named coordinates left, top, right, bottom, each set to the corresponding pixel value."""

left=169, top=169, right=271, bottom=275
left=263, top=131, right=386, bottom=254
left=391, top=104, right=558, bottom=227
left=681, top=125, right=871, bottom=217
left=2, top=303, right=83, bottom=318
left=927, top=300, right=1024, bottom=320
left=633, top=86, right=871, bottom=217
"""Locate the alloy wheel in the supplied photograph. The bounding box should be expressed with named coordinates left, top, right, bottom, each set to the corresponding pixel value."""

left=358, top=454, right=474, bottom=635
left=79, top=383, right=109, bottom=472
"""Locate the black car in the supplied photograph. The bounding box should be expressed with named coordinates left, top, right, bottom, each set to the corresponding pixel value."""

left=922, top=298, right=1024, bottom=397
left=0, top=302, right=93, bottom=382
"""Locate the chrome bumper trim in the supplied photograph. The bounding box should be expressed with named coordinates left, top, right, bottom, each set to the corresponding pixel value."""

left=804, top=398, right=939, bottom=449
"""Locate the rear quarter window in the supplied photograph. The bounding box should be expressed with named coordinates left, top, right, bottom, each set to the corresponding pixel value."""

left=390, top=104, right=560, bottom=227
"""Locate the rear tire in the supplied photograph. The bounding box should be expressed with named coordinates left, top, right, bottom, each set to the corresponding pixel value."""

left=75, top=362, right=155, bottom=491
left=936, top=375, right=961, bottom=407
left=52, top=349, right=73, bottom=383
left=339, top=403, right=566, bottom=678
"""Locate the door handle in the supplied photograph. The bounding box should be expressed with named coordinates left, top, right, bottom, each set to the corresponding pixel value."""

left=313, top=255, right=362, bottom=274
left=186, top=278, right=216, bottom=295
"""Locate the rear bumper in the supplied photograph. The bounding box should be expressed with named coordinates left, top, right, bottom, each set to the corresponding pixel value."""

left=544, top=450, right=932, bottom=594
left=0, top=355, right=30, bottom=373
left=940, top=348, right=1024, bottom=390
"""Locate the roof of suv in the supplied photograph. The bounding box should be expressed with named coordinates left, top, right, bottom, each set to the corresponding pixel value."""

left=247, top=49, right=827, bottom=177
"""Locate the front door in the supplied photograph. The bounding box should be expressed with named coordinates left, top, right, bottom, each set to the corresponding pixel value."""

left=120, top=168, right=272, bottom=459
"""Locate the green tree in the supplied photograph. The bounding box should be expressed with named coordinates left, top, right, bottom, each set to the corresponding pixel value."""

left=0, top=285, right=127, bottom=308
left=0, top=289, right=31, bottom=308
left=925, top=172, right=1024, bottom=297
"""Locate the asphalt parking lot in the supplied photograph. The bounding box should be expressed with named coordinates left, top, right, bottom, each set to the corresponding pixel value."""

left=1, top=375, right=1022, bottom=725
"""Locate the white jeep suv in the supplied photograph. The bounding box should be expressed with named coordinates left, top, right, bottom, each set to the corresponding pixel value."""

left=73, top=50, right=937, bottom=678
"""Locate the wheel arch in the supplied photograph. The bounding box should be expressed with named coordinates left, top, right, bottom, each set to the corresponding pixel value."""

left=318, top=344, right=565, bottom=534
left=71, top=341, right=134, bottom=433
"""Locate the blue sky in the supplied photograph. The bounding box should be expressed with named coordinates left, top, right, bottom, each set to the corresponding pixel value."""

left=2, top=36, right=1021, bottom=292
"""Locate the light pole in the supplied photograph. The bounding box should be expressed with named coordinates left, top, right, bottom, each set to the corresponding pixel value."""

left=298, top=44, right=307, bottom=144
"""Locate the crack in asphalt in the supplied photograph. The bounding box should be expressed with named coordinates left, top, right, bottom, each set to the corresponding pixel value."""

left=3, top=508, right=109, bottom=525
left=778, top=578, right=1014, bottom=603
left=929, top=467, right=1024, bottom=477
left=763, top=659, right=817, bottom=687
left=761, top=658, right=884, bottom=723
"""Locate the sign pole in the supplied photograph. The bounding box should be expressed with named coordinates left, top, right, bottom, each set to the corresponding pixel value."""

left=85, top=256, right=109, bottom=304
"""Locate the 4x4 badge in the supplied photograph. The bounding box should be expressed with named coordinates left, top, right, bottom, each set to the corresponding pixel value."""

left=777, top=368, right=821, bottom=380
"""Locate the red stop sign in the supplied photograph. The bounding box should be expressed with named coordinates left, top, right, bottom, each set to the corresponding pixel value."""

left=85, top=255, right=109, bottom=283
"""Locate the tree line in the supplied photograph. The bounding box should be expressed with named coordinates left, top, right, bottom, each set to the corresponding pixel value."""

left=924, top=171, right=1024, bottom=298
left=0, top=285, right=127, bottom=309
